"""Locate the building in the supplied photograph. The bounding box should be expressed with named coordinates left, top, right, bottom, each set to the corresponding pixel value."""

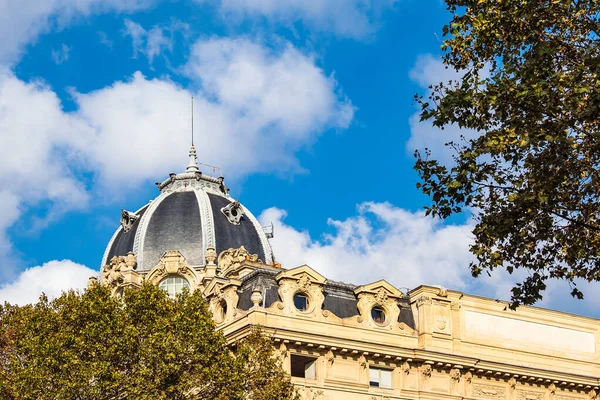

left=98, top=147, right=600, bottom=400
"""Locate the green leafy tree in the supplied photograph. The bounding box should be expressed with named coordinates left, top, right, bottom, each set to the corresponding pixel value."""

left=414, top=0, right=600, bottom=307
left=0, top=283, right=297, bottom=400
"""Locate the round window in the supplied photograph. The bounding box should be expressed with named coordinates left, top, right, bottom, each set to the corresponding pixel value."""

left=293, top=292, right=309, bottom=312
left=371, top=306, right=386, bottom=325
left=159, top=275, right=190, bottom=298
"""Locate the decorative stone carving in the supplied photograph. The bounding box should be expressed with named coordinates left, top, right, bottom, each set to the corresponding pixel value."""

left=401, top=362, right=411, bottom=375
left=436, top=285, right=448, bottom=297
left=120, top=209, right=138, bottom=232
left=251, top=289, right=263, bottom=307
left=508, top=377, right=517, bottom=389
left=358, top=355, right=367, bottom=369
left=221, top=200, right=244, bottom=225
left=450, top=301, right=461, bottom=311
left=450, top=368, right=461, bottom=382
left=516, top=390, right=544, bottom=400
left=101, top=252, right=141, bottom=295
left=464, top=371, right=472, bottom=384
left=326, top=350, right=334, bottom=366
left=205, top=247, right=217, bottom=265
left=416, top=296, right=433, bottom=307
left=421, top=364, right=432, bottom=378
left=436, top=315, right=448, bottom=331
left=146, top=251, right=199, bottom=289
left=299, top=387, right=324, bottom=400
left=354, top=280, right=404, bottom=329
left=374, top=287, right=389, bottom=303
left=217, top=246, right=261, bottom=276
left=472, top=384, right=506, bottom=398
left=204, top=277, right=241, bottom=324
left=87, top=276, right=98, bottom=288
left=276, top=265, right=326, bottom=316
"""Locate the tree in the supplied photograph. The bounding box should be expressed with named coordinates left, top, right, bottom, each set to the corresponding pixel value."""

left=0, top=283, right=297, bottom=400
left=414, top=0, right=600, bottom=307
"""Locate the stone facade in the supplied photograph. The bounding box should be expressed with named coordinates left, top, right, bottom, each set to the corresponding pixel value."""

left=98, top=247, right=600, bottom=400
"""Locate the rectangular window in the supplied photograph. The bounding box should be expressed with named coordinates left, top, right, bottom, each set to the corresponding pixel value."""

left=290, top=354, right=316, bottom=380
left=369, top=367, right=392, bottom=388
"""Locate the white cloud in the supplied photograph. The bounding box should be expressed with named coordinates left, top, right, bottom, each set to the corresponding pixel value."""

left=0, top=37, right=353, bottom=278
left=215, top=0, right=398, bottom=39
left=51, top=43, right=70, bottom=64
left=0, top=260, right=97, bottom=305
left=73, top=38, right=353, bottom=186
left=0, top=0, right=155, bottom=64
left=260, top=202, right=475, bottom=291
left=260, top=203, right=600, bottom=317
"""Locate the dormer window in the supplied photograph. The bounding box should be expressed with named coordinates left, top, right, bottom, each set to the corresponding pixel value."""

left=159, top=275, right=190, bottom=298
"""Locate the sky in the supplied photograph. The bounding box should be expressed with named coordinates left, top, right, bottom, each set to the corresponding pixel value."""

left=0, top=0, right=598, bottom=318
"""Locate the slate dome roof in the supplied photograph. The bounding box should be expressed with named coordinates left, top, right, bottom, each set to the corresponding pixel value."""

left=101, top=146, right=273, bottom=271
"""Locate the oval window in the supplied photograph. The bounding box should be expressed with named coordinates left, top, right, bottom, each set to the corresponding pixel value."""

left=293, top=293, right=309, bottom=312
left=371, top=306, right=386, bottom=325
left=159, top=275, right=190, bottom=298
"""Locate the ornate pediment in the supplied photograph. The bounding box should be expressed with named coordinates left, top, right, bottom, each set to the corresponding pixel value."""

left=146, top=250, right=199, bottom=289
left=204, top=277, right=241, bottom=298
left=275, top=265, right=327, bottom=286
left=353, top=279, right=404, bottom=299
left=217, top=246, right=262, bottom=277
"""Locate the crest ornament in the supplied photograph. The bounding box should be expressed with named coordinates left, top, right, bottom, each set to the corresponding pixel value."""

left=221, top=200, right=245, bottom=225
left=297, top=273, right=312, bottom=291
left=374, top=287, right=389, bottom=304
left=217, top=246, right=261, bottom=271
left=120, top=209, right=138, bottom=232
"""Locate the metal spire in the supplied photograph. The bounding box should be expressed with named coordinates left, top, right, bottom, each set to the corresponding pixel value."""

left=186, top=95, right=199, bottom=173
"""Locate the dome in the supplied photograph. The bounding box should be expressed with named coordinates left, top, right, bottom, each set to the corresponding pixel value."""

left=101, top=146, right=273, bottom=271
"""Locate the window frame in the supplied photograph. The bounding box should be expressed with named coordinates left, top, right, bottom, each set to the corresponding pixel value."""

left=369, top=366, right=392, bottom=389
left=158, top=275, right=190, bottom=298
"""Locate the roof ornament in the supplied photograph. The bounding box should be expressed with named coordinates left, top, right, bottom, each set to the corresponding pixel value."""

left=186, top=95, right=200, bottom=173
left=120, top=209, right=138, bottom=232
left=221, top=200, right=245, bottom=225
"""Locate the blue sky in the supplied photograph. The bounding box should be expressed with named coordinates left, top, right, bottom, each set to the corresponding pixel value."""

left=0, top=0, right=597, bottom=317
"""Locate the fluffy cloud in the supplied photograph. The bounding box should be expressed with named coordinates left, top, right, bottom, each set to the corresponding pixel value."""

left=0, top=260, right=96, bottom=305
left=0, top=0, right=155, bottom=64
left=0, top=37, right=353, bottom=280
left=261, top=202, right=475, bottom=291
left=260, top=203, right=600, bottom=317
left=72, top=38, right=352, bottom=186
left=215, top=0, right=398, bottom=39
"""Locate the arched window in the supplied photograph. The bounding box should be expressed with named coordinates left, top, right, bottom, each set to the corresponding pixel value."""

left=159, top=275, right=190, bottom=298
